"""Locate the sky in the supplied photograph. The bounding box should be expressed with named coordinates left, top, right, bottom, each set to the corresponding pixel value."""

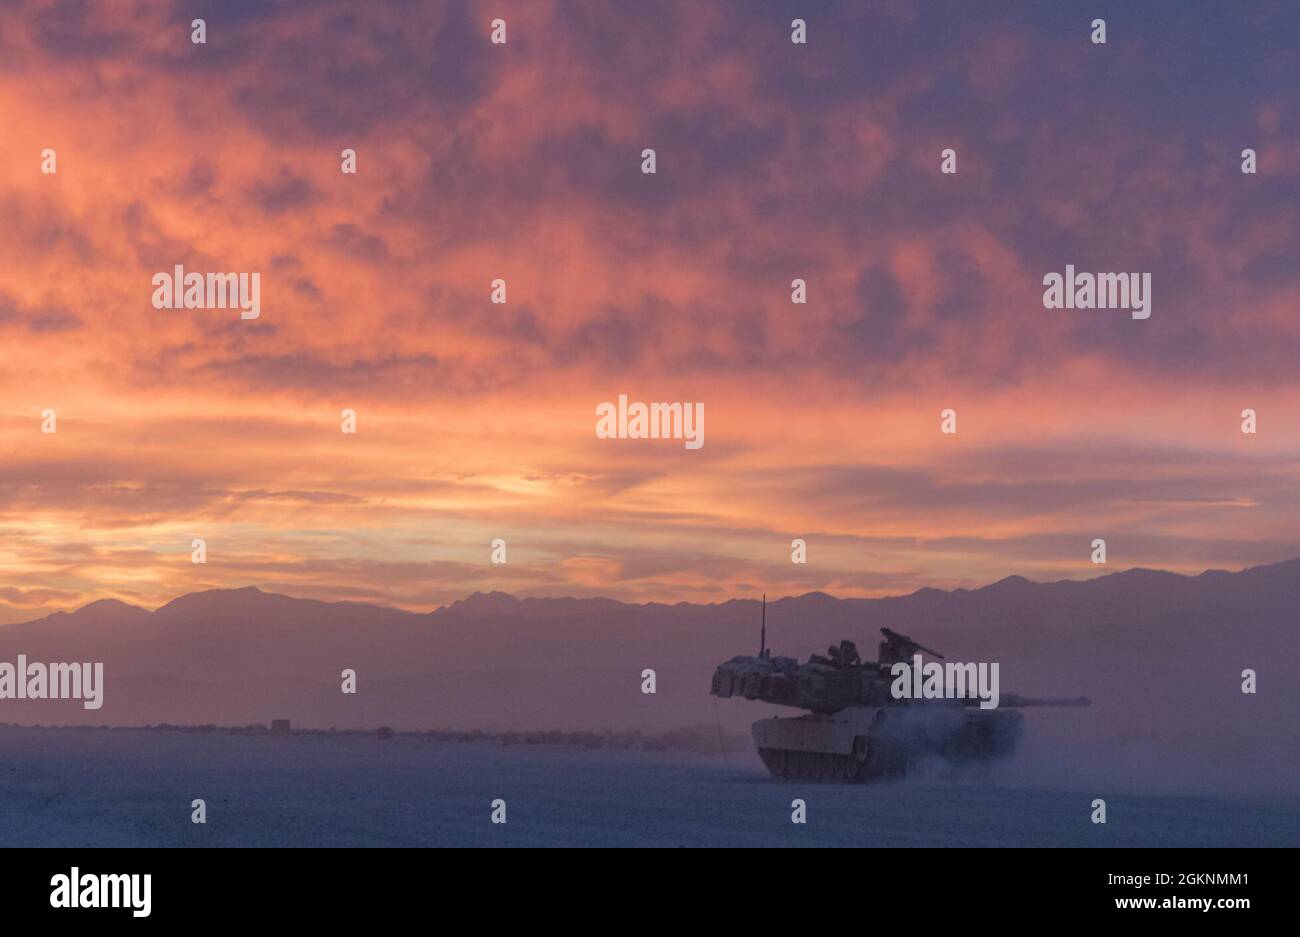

left=1, top=0, right=1298, bottom=622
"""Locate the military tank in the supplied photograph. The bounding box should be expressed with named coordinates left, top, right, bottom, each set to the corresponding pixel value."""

left=711, top=605, right=1089, bottom=782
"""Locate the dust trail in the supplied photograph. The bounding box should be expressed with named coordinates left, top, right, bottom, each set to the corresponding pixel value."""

left=985, top=708, right=1300, bottom=801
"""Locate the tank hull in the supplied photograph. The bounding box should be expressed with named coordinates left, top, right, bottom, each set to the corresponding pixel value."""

left=752, top=705, right=1023, bottom=782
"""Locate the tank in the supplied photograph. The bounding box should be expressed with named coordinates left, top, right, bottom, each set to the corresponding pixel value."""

left=711, top=616, right=1089, bottom=782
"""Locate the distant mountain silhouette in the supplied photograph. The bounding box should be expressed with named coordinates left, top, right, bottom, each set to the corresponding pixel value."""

left=1, top=560, right=1297, bottom=787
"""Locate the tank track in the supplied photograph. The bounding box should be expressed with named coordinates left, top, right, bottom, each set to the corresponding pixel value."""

left=758, top=747, right=859, bottom=781
left=757, top=712, right=1022, bottom=783
left=757, top=739, right=903, bottom=783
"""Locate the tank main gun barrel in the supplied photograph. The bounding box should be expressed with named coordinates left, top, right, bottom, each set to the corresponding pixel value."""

left=999, top=695, right=1091, bottom=707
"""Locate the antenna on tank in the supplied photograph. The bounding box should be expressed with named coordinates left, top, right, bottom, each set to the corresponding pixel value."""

left=760, top=594, right=767, bottom=658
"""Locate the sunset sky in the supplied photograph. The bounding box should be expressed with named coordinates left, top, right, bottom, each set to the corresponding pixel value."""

left=1, top=0, right=1298, bottom=622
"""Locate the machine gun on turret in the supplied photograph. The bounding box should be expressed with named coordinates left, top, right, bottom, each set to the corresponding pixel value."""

left=877, top=627, right=945, bottom=668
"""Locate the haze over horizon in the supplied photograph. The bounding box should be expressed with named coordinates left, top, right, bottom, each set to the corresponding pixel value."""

left=1, top=555, right=1296, bottom=805
left=3, top=1, right=1299, bottom=624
